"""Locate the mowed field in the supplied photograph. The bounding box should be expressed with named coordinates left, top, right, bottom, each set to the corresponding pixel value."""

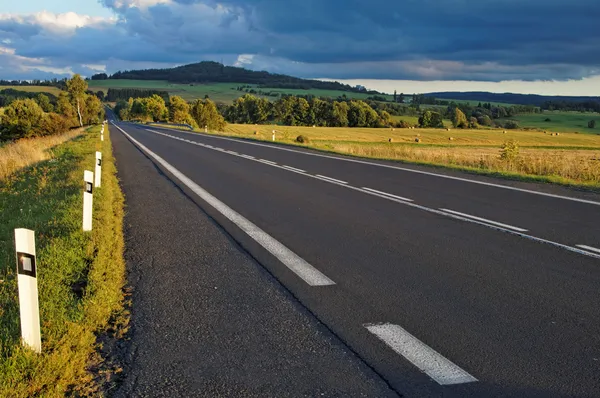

left=0, top=85, right=63, bottom=96
left=87, top=79, right=393, bottom=103
left=213, top=123, right=600, bottom=188
left=499, top=111, right=600, bottom=133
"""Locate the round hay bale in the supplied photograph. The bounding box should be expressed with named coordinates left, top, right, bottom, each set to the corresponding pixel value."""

left=503, top=130, right=507, bottom=134
left=556, top=132, right=560, bottom=136
left=253, top=131, right=258, bottom=135
left=388, top=138, right=393, bottom=143
left=449, top=137, right=454, bottom=141
left=417, top=133, right=421, bottom=137
left=446, top=128, right=451, bottom=131
left=415, top=137, right=420, bottom=143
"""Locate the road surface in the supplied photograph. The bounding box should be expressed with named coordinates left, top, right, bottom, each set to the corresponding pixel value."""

left=110, top=118, right=600, bottom=397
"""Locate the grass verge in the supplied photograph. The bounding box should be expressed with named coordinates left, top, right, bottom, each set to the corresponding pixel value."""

left=0, top=125, right=126, bottom=396
left=0, top=129, right=85, bottom=181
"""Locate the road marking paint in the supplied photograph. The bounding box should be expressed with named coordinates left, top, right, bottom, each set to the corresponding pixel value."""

left=440, top=209, right=528, bottom=232
left=114, top=124, right=335, bottom=286
left=362, top=187, right=413, bottom=202
left=577, top=245, right=600, bottom=254
left=145, top=126, right=600, bottom=207
left=140, top=126, right=600, bottom=260
left=225, top=150, right=238, bottom=155
left=316, top=175, right=348, bottom=184
left=366, top=323, right=477, bottom=385
left=282, top=165, right=306, bottom=173
left=259, top=159, right=277, bottom=165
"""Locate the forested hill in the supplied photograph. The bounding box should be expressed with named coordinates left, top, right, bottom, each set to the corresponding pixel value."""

left=104, top=61, right=379, bottom=94
left=426, top=91, right=600, bottom=107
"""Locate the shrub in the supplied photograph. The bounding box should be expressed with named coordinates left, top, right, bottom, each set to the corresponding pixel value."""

left=504, top=120, right=520, bottom=129
left=544, top=118, right=552, bottom=122
left=296, top=135, right=309, bottom=144
left=477, top=115, right=493, bottom=126
left=395, top=120, right=412, bottom=128
left=499, top=140, right=520, bottom=162
left=41, top=113, right=70, bottom=136
left=589, top=120, right=596, bottom=129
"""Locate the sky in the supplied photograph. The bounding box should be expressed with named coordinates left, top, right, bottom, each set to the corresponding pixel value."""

left=0, top=0, right=599, bottom=96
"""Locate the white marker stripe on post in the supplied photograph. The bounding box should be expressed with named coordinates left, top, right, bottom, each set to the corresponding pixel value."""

left=366, top=323, right=477, bottom=385
left=440, top=209, right=528, bottom=232
left=83, top=170, right=93, bottom=231
left=95, top=152, right=102, bottom=188
left=15, top=229, right=42, bottom=353
left=114, top=124, right=335, bottom=287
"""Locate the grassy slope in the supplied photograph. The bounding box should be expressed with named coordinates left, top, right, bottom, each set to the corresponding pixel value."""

left=0, top=126, right=125, bottom=396
left=88, top=79, right=393, bottom=103
left=499, top=111, right=600, bottom=133
left=0, top=86, right=63, bottom=96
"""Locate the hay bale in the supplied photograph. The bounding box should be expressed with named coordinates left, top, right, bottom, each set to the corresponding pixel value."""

left=449, top=137, right=454, bottom=141
left=503, top=130, right=507, bottom=134
left=254, top=131, right=258, bottom=135
left=446, top=128, right=451, bottom=131
left=417, top=133, right=421, bottom=137
left=556, top=132, right=560, bottom=136
left=415, top=137, right=420, bottom=143
left=388, top=138, right=393, bottom=143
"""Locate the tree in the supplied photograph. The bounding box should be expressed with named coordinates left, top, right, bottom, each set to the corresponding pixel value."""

left=393, top=90, right=397, bottom=103
left=35, top=93, right=54, bottom=113
left=418, top=111, right=444, bottom=128
left=330, top=101, right=349, bottom=127
left=0, top=99, right=46, bottom=140
left=65, top=74, right=88, bottom=127
left=451, top=107, right=468, bottom=128
left=191, top=98, right=226, bottom=130
left=589, top=120, right=596, bottom=129
left=169, top=95, right=196, bottom=126
left=56, top=92, right=78, bottom=127
left=84, top=95, right=104, bottom=125
left=477, top=115, right=493, bottom=126
left=143, top=94, right=168, bottom=122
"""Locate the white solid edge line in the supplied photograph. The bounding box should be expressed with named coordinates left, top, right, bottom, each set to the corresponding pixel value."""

left=259, top=159, right=277, bottom=165
left=316, top=175, right=348, bottom=184
left=362, top=187, right=413, bottom=202
left=283, top=165, right=306, bottom=173
left=365, top=323, right=477, bottom=385
left=143, top=125, right=600, bottom=207
left=440, top=208, right=528, bottom=232
left=114, top=124, right=335, bottom=287
left=142, top=126, right=600, bottom=261
left=576, top=245, right=600, bottom=254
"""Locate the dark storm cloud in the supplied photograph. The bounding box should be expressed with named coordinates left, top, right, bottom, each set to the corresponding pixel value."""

left=2, top=0, right=600, bottom=81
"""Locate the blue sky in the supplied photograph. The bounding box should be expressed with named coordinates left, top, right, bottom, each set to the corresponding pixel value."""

left=0, top=0, right=599, bottom=95
left=1, top=0, right=113, bottom=18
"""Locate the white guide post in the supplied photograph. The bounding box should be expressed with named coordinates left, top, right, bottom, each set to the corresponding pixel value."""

left=83, top=170, right=94, bottom=231
left=272, top=130, right=275, bottom=141
left=204, top=125, right=208, bottom=133
left=95, top=152, right=102, bottom=188
left=14, top=229, right=42, bottom=353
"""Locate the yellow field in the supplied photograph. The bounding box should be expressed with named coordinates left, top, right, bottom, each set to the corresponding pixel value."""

left=214, top=124, right=600, bottom=188
left=0, top=85, right=63, bottom=96
left=222, top=124, right=600, bottom=148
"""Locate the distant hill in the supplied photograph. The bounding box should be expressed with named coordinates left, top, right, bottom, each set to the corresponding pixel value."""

left=424, top=91, right=600, bottom=107
left=102, top=61, right=380, bottom=94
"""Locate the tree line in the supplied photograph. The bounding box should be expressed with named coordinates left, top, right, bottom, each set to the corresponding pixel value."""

left=0, top=75, right=105, bottom=141
left=105, top=88, right=169, bottom=102
left=114, top=95, right=226, bottom=131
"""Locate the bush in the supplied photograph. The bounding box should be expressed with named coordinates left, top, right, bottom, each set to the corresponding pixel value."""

left=589, top=120, right=596, bottom=129
left=504, top=120, right=520, bottom=129
left=499, top=140, right=520, bottom=162
left=41, top=113, right=70, bottom=136
left=394, top=120, right=412, bottom=128
left=296, top=135, right=309, bottom=144
left=544, top=118, right=552, bottom=122
left=477, top=115, right=493, bottom=126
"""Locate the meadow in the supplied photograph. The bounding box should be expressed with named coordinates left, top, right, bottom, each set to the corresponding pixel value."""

left=0, top=86, right=63, bottom=96
left=87, top=79, right=393, bottom=103
left=212, top=123, right=600, bottom=189
left=499, top=111, right=599, bottom=133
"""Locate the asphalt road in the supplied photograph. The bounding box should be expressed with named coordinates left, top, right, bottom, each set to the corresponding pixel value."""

left=110, top=118, right=600, bottom=397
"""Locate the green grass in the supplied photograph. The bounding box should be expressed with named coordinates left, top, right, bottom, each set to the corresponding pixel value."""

left=87, top=79, right=394, bottom=103
left=499, top=111, right=600, bottom=134
left=0, top=86, right=63, bottom=97
left=0, top=126, right=126, bottom=396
